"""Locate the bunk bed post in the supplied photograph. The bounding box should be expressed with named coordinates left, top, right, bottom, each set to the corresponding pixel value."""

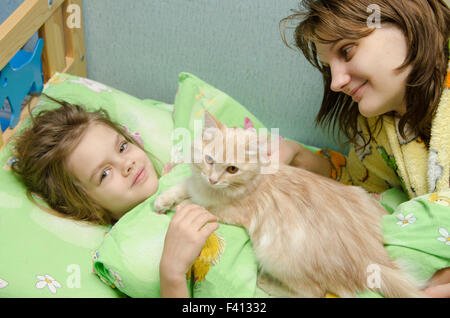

left=38, top=6, right=66, bottom=83
left=62, top=0, right=87, bottom=78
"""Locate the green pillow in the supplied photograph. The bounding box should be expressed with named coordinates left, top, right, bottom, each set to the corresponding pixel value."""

left=0, top=73, right=174, bottom=297
left=172, top=72, right=319, bottom=154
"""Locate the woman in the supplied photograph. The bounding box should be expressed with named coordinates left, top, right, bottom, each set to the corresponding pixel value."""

left=279, top=0, right=450, bottom=297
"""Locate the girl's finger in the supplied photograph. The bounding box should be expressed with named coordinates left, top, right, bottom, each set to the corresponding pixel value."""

left=173, top=204, right=198, bottom=220
left=200, top=222, right=220, bottom=238
left=178, top=204, right=211, bottom=224
left=192, top=211, right=219, bottom=231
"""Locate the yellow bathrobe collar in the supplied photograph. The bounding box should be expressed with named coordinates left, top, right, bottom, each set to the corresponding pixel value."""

left=382, top=64, right=450, bottom=197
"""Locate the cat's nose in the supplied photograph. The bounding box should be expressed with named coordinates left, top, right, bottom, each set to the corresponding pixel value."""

left=209, top=178, right=218, bottom=185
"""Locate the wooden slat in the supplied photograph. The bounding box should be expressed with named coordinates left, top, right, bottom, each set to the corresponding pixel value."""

left=0, top=0, right=65, bottom=71
left=38, top=6, right=66, bottom=82
left=0, top=0, right=88, bottom=148
left=62, top=0, right=87, bottom=77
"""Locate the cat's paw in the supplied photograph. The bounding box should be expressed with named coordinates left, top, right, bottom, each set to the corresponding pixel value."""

left=154, top=193, right=177, bottom=212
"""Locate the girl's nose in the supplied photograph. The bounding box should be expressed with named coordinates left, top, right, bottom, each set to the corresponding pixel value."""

left=329, top=62, right=351, bottom=93
left=123, top=159, right=135, bottom=176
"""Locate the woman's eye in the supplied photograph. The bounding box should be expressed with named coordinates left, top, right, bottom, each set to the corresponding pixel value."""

left=341, top=45, right=353, bottom=59
left=120, top=141, right=128, bottom=153
left=205, top=155, right=214, bottom=164
left=100, top=169, right=111, bottom=183
left=226, top=166, right=239, bottom=174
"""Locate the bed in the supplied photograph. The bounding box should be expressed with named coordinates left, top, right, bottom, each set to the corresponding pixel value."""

left=1, top=0, right=428, bottom=299
left=0, top=0, right=289, bottom=298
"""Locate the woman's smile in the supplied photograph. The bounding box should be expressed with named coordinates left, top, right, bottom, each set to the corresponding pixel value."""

left=350, top=80, right=368, bottom=102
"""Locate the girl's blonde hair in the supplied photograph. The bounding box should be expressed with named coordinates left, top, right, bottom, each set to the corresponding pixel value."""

left=281, top=0, right=450, bottom=147
left=11, top=95, right=160, bottom=225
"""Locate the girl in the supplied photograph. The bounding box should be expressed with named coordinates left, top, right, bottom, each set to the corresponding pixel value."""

left=279, top=0, right=450, bottom=297
left=11, top=96, right=219, bottom=298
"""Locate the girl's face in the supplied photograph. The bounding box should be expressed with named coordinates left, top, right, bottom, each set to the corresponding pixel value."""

left=66, top=123, right=158, bottom=220
left=315, top=24, right=412, bottom=117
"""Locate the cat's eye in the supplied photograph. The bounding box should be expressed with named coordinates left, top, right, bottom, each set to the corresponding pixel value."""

left=226, top=166, right=239, bottom=174
left=205, top=155, right=214, bottom=164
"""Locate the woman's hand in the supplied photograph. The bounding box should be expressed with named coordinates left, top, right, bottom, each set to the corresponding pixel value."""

left=159, top=204, right=219, bottom=297
left=277, top=139, right=304, bottom=165
left=424, top=283, right=450, bottom=298
left=423, top=267, right=450, bottom=298
left=278, top=139, right=332, bottom=178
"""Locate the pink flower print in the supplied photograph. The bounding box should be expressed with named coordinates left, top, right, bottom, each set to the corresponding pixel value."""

left=122, top=125, right=143, bottom=146
left=162, top=163, right=176, bottom=175
left=132, top=132, right=143, bottom=146
left=244, top=117, right=256, bottom=132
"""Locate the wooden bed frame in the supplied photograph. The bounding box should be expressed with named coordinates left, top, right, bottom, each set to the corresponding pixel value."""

left=0, top=0, right=87, bottom=151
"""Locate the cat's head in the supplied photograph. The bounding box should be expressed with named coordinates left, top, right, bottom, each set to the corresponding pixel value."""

left=191, top=112, right=276, bottom=191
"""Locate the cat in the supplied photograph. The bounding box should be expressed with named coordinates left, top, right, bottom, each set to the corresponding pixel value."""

left=154, top=112, right=425, bottom=298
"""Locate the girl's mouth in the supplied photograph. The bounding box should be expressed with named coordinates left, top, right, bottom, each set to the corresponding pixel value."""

left=132, top=167, right=146, bottom=187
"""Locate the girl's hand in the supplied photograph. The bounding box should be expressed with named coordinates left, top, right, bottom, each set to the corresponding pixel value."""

left=159, top=204, right=219, bottom=297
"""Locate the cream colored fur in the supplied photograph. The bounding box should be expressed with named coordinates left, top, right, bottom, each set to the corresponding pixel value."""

left=154, top=113, right=425, bottom=298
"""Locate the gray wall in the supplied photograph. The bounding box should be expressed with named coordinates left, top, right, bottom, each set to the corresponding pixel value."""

left=0, top=0, right=23, bottom=23
left=1, top=0, right=345, bottom=151
left=82, top=0, right=343, bottom=151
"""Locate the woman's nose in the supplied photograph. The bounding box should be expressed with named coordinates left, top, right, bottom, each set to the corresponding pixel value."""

left=329, top=62, right=351, bottom=93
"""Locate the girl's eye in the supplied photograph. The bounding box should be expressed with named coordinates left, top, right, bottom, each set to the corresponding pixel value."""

left=120, top=141, right=128, bottom=153
left=100, top=169, right=111, bottom=183
left=205, top=155, right=214, bottom=164
left=226, top=166, right=239, bottom=174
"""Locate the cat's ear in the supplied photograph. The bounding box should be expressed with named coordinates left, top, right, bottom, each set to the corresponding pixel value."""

left=203, top=111, right=221, bottom=141
left=203, top=111, right=223, bottom=130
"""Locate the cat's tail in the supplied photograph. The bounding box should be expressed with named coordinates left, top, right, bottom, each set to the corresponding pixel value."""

left=371, top=264, right=427, bottom=298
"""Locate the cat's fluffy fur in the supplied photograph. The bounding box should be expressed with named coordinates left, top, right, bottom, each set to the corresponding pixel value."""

left=154, top=112, right=425, bottom=298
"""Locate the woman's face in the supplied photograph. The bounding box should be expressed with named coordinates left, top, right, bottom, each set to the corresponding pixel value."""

left=315, top=24, right=412, bottom=117
left=66, top=123, right=159, bottom=220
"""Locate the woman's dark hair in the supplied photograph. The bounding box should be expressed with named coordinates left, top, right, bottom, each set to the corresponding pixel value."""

left=281, top=0, right=450, bottom=147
